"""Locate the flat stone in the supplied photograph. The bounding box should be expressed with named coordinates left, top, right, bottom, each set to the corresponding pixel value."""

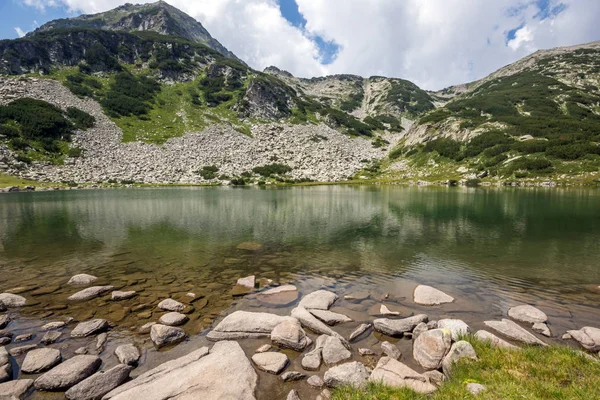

left=441, top=340, right=477, bottom=376
left=256, top=344, right=271, bottom=353
left=111, top=291, right=137, bottom=301
left=467, top=382, right=487, bottom=395
left=349, top=323, right=372, bottom=341
left=309, top=309, right=352, bottom=325
left=474, top=330, right=518, bottom=349
left=22, top=348, right=62, bottom=374
left=104, top=342, right=257, bottom=400
left=9, top=345, right=37, bottom=356
left=159, top=312, right=188, bottom=326
left=34, top=355, right=101, bottom=391
left=271, top=318, right=311, bottom=351
left=299, top=290, right=338, bottom=310
left=0, top=314, right=10, bottom=329
left=65, top=364, right=132, bottom=400
left=437, top=319, right=471, bottom=341
left=373, top=314, right=428, bottom=337
left=567, top=327, right=600, bottom=352
left=236, top=275, right=256, bottom=289
left=413, top=285, right=454, bottom=306
left=322, top=336, right=351, bottom=366
left=68, top=286, right=114, bottom=301
left=68, top=274, right=98, bottom=285
left=0, top=293, right=27, bottom=307
left=369, top=357, right=437, bottom=394
left=0, top=379, right=34, bottom=399
left=324, top=361, right=369, bottom=388
left=157, top=298, right=185, bottom=312
left=115, top=344, right=140, bottom=366
left=307, top=375, right=324, bottom=388
left=484, top=319, right=546, bottom=346
left=41, top=330, right=63, bottom=345
left=150, top=324, right=186, bottom=347
left=96, top=333, right=108, bottom=351
left=281, top=371, right=306, bottom=382
left=533, top=322, right=551, bottom=337
left=236, top=242, right=262, bottom=251
left=301, top=348, right=322, bottom=370
left=251, top=352, right=288, bottom=374
left=14, top=333, right=33, bottom=343
left=380, top=305, right=400, bottom=316
left=41, top=321, right=67, bottom=331
left=413, top=329, right=452, bottom=370
left=291, top=307, right=347, bottom=343
left=381, top=341, right=402, bottom=360
left=74, top=347, right=88, bottom=355
left=287, top=389, right=301, bottom=400
left=508, top=305, right=548, bottom=324
left=257, top=285, right=299, bottom=305
left=358, top=348, right=375, bottom=356
left=71, top=319, right=109, bottom=338
left=208, top=311, right=288, bottom=340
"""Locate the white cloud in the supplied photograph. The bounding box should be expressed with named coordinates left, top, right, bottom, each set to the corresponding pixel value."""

left=14, top=27, right=26, bottom=38
left=18, top=0, right=600, bottom=89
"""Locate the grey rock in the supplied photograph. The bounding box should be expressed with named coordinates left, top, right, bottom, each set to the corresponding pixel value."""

left=115, top=344, right=140, bottom=366
left=286, top=389, right=301, bottom=400
left=301, top=347, right=322, bottom=371
left=358, top=348, right=375, bottom=356
left=307, top=375, right=324, bottom=388
left=0, top=347, right=11, bottom=384
left=474, top=330, right=518, bottom=349
left=413, top=285, right=454, bottom=305
left=255, top=344, right=271, bottom=353
left=291, top=307, right=348, bottom=344
left=208, top=311, right=287, bottom=340
left=257, top=285, right=299, bottom=306
left=0, top=379, right=34, bottom=399
left=65, top=364, right=132, bottom=400
left=426, top=320, right=438, bottom=329
left=281, top=371, right=305, bottom=382
left=34, top=355, right=101, bottom=391
left=299, top=290, right=338, bottom=310
left=508, top=305, right=548, bottom=324
left=71, top=319, right=109, bottom=338
left=0, top=293, right=27, bottom=307
left=0, top=302, right=5, bottom=312
left=236, top=275, right=255, bottom=289
left=74, top=347, right=88, bottom=355
left=413, top=322, right=429, bottom=339
left=159, top=312, right=188, bottom=326
left=157, top=298, right=185, bottom=312
left=484, top=319, right=546, bottom=346
left=150, top=324, right=186, bottom=347
left=423, top=370, right=445, bottom=386
left=349, top=323, right=372, bottom=341
left=466, top=382, right=486, bottom=395
left=41, top=321, right=67, bottom=331
left=96, top=333, right=108, bottom=351
left=0, top=330, right=13, bottom=339
left=437, top=319, right=471, bottom=341
left=413, top=329, right=452, bottom=370
left=369, top=357, right=437, bottom=394
left=309, top=309, right=352, bottom=325
left=0, top=346, right=9, bottom=366
left=14, top=333, right=33, bottom=343
left=138, top=322, right=156, bottom=334
left=41, top=330, right=63, bottom=344
left=0, top=314, right=10, bottom=329
left=562, top=333, right=572, bottom=340
left=566, top=327, right=600, bottom=352
left=271, top=318, right=311, bottom=351
left=532, top=322, right=551, bottom=337
left=103, top=342, right=257, bottom=400
left=322, top=336, right=351, bottom=366
left=381, top=341, right=402, bottom=360
left=373, top=314, right=428, bottom=337
left=8, top=345, right=37, bottom=357
left=379, top=304, right=400, bottom=316
left=22, top=348, right=62, bottom=374
left=68, top=274, right=98, bottom=285
left=441, top=340, right=478, bottom=375
left=68, top=286, right=114, bottom=301
left=251, top=352, right=288, bottom=374
left=111, top=291, right=136, bottom=301
left=324, top=361, right=369, bottom=388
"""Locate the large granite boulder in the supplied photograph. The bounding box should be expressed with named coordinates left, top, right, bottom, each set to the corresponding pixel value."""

left=299, top=290, right=338, bottom=310
left=271, top=318, right=311, bottom=351
left=373, top=314, right=428, bottom=337
left=484, top=319, right=546, bottom=346
left=413, top=285, right=454, bottom=306
left=0, top=379, right=34, bottom=399
left=413, top=329, right=452, bottom=370
left=322, top=336, right=351, bottom=366
left=103, top=342, right=257, bottom=400
left=324, top=362, right=369, bottom=388
left=68, top=286, right=114, bottom=301
left=208, top=311, right=288, bottom=341
left=370, top=357, right=437, bottom=394
left=508, top=305, right=548, bottom=324
left=34, top=355, right=101, bottom=391
left=21, top=348, right=62, bottom=374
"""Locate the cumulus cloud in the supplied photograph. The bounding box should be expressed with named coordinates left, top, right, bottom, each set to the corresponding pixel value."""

left=14, top=27, right=26, bottom=38
left=17, top=0, right=600, bottom=89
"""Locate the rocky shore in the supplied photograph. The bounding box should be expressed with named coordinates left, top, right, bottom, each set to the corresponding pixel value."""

left=1, top=272, right=599, bottom=399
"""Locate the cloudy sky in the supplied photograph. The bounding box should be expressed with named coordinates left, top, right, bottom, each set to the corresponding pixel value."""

left=1, top=0, right=599, bottom=90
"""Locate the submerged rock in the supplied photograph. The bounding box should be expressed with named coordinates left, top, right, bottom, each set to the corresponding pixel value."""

left=208, top=311, right=288, bottom=340
left=236, top=275, right=256, bottom=289
left=34, top=355, right=101, bottom=391
left=379, top=304, right=400, bottom=316
left=373, top=314, right=428, bottom=337
left=281, top=371, right=306, bottom=382
left=157, top=298, right=185, bottom=312
left=68, top=274, right=98, bottom=285
left=508, top=305, right=548, bottom=324
left=369, top=357, right=437, bottom=394
left=236, top=242, right=262, bottom=251
left=299, top=290, right=338, bottom=310
left=413, top=285, right=454, bottom=306
left=111, top=291, right=137, bottom=301
left=21, top=348, right=62, bottom=374
left=484, top=319, right=546, bottom=346
left=41, top=321, right=67, bottom=331
left=349, top=323, right=372, bottom=341
left=0, top=293, right=27, bottom=307
left=150, top=324, right=186, bottom=347
left=251, top=352, right=288, bottom=374
left=65, top=364, right=132, bottom=400
left=71, top=319, right=109, bottom=338
left=413, top=329, right=452, bottom=370
left=324, top=361, right=369, bottom=388
left=257, top=285, right=299, bottom=305
left=68, top=286, right=114, bottom=301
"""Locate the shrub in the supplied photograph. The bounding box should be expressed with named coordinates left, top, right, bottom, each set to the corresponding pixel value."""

left=230, top=177, right=246, bottom=185
left=0, top=123, right=19, bottom=138
left=252, top=163, right=292, bottom=177
left=389, top=147, right=404, bottom=160
left=0, top=98, right=73, bottom=141
left=423, top=138, right=461, bottom=160
left=546, top=143, right=600, bottom=160
left=509, top=157, right=553, bottom=172
left=100, top=72, right=161, bottom=117
left=66, top=107, right=95, bottom=130
left=513, top=140, right=549, bottom=154
left=199, top=165, right=219, bottom=179
left=68, top=147, right=83, bottom=158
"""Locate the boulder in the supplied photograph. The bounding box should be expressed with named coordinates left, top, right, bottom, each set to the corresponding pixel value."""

left=309, top=309, right=352, bottom=325
left=103, top=342, right=257, bottom=400
left=157, top=298, right=185, bottom=312
left=41, top=330, right=63, bottom=345
left=299, top=290, right=338, bottom=310
left=413, top=329, right=452, bottom=370
left=369, top=357, right=437, bottom=394
left=301, top=348, right=322, bottom=371
left=413, top=285, right=454, bottom=305
left=484, top=319, right=546, bottom=346
left=96, top=333, right=108, bottom=351
left=281, top=371, right=306, bottom=382
left=532, top=322, right=551, bottom=337
left=437, top=319, right=470, bottom=341
left=34, top=355, right=101, bottom=391
left=14, top=333, right=33, bottom=343
left=71, top=319, right=109, bottom=338
left=150, top=324, right=186, bottom=347
left=251, top=352, right=288, bottom=374
left=474, top=330, right=517, bottom=349
left=381, top=341, right=402, bottom=360
left=65, top=364, right=132, bottom=400
left=508, top=305, right=548, bottom=324
left=324, top=361, right=369, bottom=388
left=208, top=311, right=288, bottom=341
left=21, top=348, right=62, bottom=374
left=41, top=321, right=67, bottom=331
left=566, top=327, right=600, bottom=351
left=115, top=344, right=141, bottom=366
left=349, top=323, right=372, bottom=341
left=257, top=285, right=299, bottom=305
left=0, top=293, right=27, bottom=307
left=441, top=340, right=477, bottom=375
left=307, top=375, right=324, bottom=388
left=111, top=291, right=136, bottom=301
left=373, top=314, right=428, bottom=337
left=0, top=379, right=34, bottom=399
left=236, top=275, right=256, bottom=289
left=322, top=336, right=351, bottom=366
left=0, top=347, right=10, bottom=384
left=271, top=318, right=311, bottom=351
left=291, top=307, right=347, bottom=343
left=68, top=286, right=114, bottom=301
left=68, top=274, right=98, bottom=285
left=159, top=312, right=188, bottom=327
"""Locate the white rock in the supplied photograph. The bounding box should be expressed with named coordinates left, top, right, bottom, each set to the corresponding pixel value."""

left=65, top=364, right=132, bottom=400
left=322, top=336, right=351, bottom=366
left=115, top=344, right=140, bottom=366
left=309, top=309, right=352, bottom=325
left=111, top=291, right=136, bottom=301
left=22, top=348, right=62, bottom=374
left=0, top=293, right=27, bottom=307
left=369, top=357, right=437, bottom=394
left=34, top=355, right=101, bottom=391
left=208, top=311, right=288, bottom=340
left=380, top=304, right=400, bottom=316
left=484, top=319, right=546, bottom=346
left=381, top=341, right=402, bottom=360
left=68, top=274, right=98, bottom=285
left=251, top=352, right=288, bottom=374
left=291, top=307, right=347, bottom=343
left=302, top=348, right=322, bottom=371
left=157, top=298, right=185, bottom=312
left=236, top=275, right=256, bottom=289
left=413, top=329, right=452, bottom=370
left=349, top=323, right=372, bottom=341
left=41, top=321, right=67, bottom=331
left=68, top=286, right=114, bottom=301
left=71, top=319, right=109, bottom=338
left=566, top=327, right=600, bottom=352
left=532, top=322, right=551, bottom=337
left=150, top=324, right=186, bottom=347
left=287, top=389, right=301, bottom=400
left=413, top=285, right=454, bottom=305
left=373, top=314, right=428, bottom=337
left=299, top=290, right=338, bottom=310
left=159, top=312, right=188, bottom=326
left=474, top=330, right=518, bottom=349
left=508, top=305, right=548, bottom=324
left=256, top=344, right=271, bottom=353
left=307, top=375, right=324, bottom=388
left=271, top=318, right=311, bottom=351
left=359, top=348, right=376, bottom=356
left=437, top=319, right=471, bottom=341
left=324, top=361, right=369, bottom=388
left=0, top=379, right=34, bottom=399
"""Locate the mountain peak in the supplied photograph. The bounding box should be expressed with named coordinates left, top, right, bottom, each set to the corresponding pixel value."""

left=30, top=1, right=240, bottom=61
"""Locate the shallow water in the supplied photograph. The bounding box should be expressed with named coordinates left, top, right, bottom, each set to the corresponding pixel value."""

left=1, top=185, right=600, bottom=398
